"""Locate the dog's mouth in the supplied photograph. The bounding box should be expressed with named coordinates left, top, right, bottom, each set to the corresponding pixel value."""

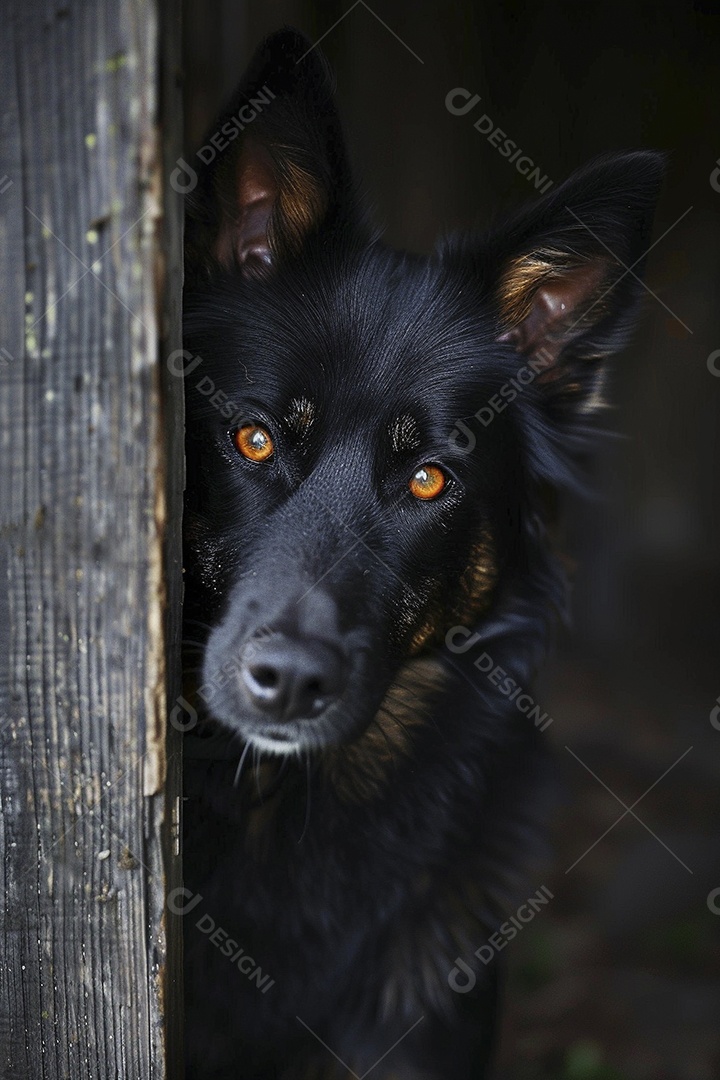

left=239, top=654, right=449, bottom=771
left=242, top=727, right=304, bottom=755
left=238, top=712, right=345, bottom=756
left=220, top=694, right=374, bottom=758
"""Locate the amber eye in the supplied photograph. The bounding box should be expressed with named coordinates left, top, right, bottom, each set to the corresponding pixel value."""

left=233, top=424, right=274, bottom=462
left=408, top=464, right=446, bottom=500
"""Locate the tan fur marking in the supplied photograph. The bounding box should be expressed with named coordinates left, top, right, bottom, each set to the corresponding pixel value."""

left=453, top=527, right=498, bottom=625
left=378, top=860, right=504, bottom=1023
left=389, top=414, right=421, bottom=452
left=286, top=396, right=316, bottom=433
left=410, top=527, right=498, bottom=655
left=324, top=657, right=447, bottom=803
left=408, top=615, right=439, bottom=655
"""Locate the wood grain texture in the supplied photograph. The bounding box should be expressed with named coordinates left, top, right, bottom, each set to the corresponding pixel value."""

left=0, top=1, right=184, bottom=1076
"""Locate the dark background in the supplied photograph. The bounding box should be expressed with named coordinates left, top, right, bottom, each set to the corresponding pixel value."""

left=181, top=2, right=720, bottom=1076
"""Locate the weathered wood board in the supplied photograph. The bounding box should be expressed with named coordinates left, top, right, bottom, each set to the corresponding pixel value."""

left=0, top=1, right=184, bottom=1076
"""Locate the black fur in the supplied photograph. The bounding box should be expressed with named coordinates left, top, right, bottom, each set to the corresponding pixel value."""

left=181, top=28, right=663, bottom=1079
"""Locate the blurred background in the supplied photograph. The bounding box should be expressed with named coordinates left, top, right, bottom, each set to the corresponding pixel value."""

left=181, top=2, right=720, bottom=1076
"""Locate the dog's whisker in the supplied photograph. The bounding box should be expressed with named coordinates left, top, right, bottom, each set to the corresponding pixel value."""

left=180, top=638, right=208, bottom=652
left=181, top=618, right=219, bottom=637
left=298, top=752, right=312, bottom=844
left=180, top=656, right=205, bottom=673
left=233, top=739, right=253, bottom=789
left=253, top=744, right=264, bottom=801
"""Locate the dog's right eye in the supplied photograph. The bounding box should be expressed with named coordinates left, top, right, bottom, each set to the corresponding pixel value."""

left=408, top=464, right=446, bottom=500
left=233, top=424, right=275, bottom=463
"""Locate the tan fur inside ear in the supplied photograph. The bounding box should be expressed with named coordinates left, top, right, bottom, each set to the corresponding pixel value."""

left=498, top=251, right=576, bottom=327
left=273, top=158, right=328, bottom=255
left=212, top=140, right=328, bottom=274
left=498, top=251, right=612, bottom=370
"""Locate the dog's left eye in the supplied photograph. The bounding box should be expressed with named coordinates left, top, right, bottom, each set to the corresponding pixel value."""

left=408, top=464, right=446, bottom=500
left=233, top=423, right=275, bottom=463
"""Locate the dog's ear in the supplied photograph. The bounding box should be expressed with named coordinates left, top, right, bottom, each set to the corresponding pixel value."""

left=184, top=29, right=356, bottom=279
left=458, top=152, right=665, bottom=413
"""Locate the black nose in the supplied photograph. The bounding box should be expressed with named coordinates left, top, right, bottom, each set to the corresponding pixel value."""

left=240, top=635, right=346, bottom=721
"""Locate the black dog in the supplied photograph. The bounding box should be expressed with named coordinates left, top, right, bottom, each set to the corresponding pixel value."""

left=181, top=28, right=662, bottom=1080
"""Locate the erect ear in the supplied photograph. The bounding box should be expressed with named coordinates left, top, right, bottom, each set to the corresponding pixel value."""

left=184, top=29, right=357, bottom=280
left=474, top=151, right=664, bottom=412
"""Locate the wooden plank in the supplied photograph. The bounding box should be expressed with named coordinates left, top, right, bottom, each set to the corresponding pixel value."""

left=0, top=1, right=183, bottom=1076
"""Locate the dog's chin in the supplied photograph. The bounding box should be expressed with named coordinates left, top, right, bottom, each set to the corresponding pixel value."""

left=242, top=729, right=306, bottom=756
left=216, top=702, right=367, bottom=757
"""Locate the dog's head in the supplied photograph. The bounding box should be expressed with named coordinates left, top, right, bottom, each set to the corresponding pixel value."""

left=182, top=30, right=663, bottom=755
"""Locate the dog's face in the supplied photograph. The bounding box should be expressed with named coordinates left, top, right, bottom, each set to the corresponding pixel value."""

left=183, top=30, right=662, bottom=755
left=184, top=247, right=512, bottom=754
